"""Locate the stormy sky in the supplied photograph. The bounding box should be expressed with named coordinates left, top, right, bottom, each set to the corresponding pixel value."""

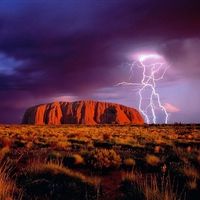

left=0, top=0, right=200, bottom=124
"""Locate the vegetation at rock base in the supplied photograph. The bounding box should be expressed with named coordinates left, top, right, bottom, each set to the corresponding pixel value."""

left=0, top=123, right=199, bottom=199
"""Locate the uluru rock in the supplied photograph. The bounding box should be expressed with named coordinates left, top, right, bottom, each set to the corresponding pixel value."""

left=22, top=100, right=144, bottom=125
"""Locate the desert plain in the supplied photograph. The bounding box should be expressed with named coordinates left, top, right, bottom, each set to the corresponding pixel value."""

left=0, top=123, right=200, bottom=199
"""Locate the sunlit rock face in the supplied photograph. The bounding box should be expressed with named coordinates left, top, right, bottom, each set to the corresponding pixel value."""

left=22, top=101, right=144, bottom=125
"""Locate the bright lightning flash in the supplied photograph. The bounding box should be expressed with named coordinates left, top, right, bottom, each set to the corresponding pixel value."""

left=117, top=54, right=170, bottom=124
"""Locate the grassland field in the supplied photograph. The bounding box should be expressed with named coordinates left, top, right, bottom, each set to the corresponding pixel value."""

left=0, top=123, right=200, bottom=200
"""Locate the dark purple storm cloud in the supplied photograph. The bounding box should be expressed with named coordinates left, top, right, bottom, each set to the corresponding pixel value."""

left=0, top=1, right=200, bottom=123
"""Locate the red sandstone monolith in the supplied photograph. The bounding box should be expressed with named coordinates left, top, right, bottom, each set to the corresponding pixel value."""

left=22, top=100, right=144, bottom=125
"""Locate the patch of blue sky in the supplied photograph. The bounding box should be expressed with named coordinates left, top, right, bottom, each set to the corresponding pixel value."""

left=0, top=53, right=24, bottom=75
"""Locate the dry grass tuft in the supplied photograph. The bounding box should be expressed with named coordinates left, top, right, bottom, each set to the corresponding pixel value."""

left=123, top=158, right=136, bottom=168
left=121, top=172, right=184, bottom=200
left=181, top=166, right=199, bottom=180
left=0, top=146, right=10, bottom=162
left=187, top=179, right=197, bottom=190
left=18, top=159, right=101, bottom=199
left=0, top=162, right=22, bottom=200
left=146, top=154, right=160, bottom=166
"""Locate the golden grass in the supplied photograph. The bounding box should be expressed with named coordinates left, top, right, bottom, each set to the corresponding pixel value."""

left=19, top=158, right=102, bottom=199
left=121, top=171, right=135, bottom=182
left=121, top=172, right=184, bottom=200
left=0, top=124, right=199, bottom=150
left=146, top=154, right=160, bottom=166
left=181, top=166, right=199, bottom=180
left=0, top=146, right=10, bottom=162
left=73, top=154, right=84, bottom=165
left=25, top=159, right=86, bottom=180
left=0, top=162, right=22, bottom=200
left=0, top=124, right=200, bottom=199
left=123, top=158, right=136, bottom=167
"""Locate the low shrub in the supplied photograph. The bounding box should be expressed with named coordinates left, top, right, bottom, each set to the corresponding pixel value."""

left=62, top=154, right=84, bottom=168
left=73, top=154, right=84, bottom=165
left=181, top=166, right=199, bottom=180
left=146, top=154, right=160, bottom=166
left=123, top=158, right=136, bottom=170
left=87, top=148, right=121, bottom=172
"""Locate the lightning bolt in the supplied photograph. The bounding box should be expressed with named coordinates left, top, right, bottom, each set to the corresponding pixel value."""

left=116, top=55, right=171, bottom=124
